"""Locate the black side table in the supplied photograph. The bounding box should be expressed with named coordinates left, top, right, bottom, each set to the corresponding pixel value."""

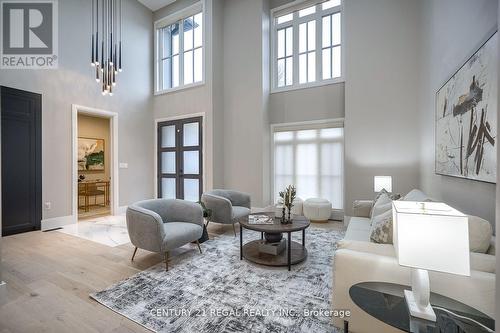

left=348, top=282, right=494, bottom=333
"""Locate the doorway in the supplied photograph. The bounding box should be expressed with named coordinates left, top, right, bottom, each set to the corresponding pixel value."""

left=157, top=116, right=203, bottom=201
left=72, top=105, right=118, bottom=221
left=77, top=114, right=111, bottom=218
left=1, top=86, right=42, bottom=236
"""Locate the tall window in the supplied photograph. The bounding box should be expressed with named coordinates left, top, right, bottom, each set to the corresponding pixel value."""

left=273, top=123, right=344, bottom=210
left=272, top=0, right=343, bottom=91
left=155, top=4, right=203, bottom=93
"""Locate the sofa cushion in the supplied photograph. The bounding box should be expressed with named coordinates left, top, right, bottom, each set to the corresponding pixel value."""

left=468, top=216, right=493, bottom=253
left=487, top=237, right=495, bottom=255
left=369, top=210, right=393, bottom=244
left=232, top=206, right=251, bottom=220
left=353, top=200, right=374, bottom=218
left=344, top=217, right=371, bottom=241
left=371, top=202, right=392, bottom=222
left=338, top=239, right=396, bottom=257
left=163, top=222, right=203, bottom=250
left=470, top=252, right=496, bottom=273
left=374, top=188, right=401, bottom=201
left=370, top=193, right=392, bottom=218
left=402, top=189, right=433, bottom=202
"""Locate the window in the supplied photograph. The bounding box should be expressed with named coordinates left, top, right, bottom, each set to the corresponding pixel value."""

left=273, top=122, right=344, bottom=210
left=155, top=4, right=203, bottom=94
left=272, top=0, right=343, bottom=91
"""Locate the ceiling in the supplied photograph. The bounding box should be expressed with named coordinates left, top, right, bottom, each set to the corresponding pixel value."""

left=137, top=0, right=176, bottom=11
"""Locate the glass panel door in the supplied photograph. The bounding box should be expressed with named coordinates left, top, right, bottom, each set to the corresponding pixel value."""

left=158, top=117, right=203, bottom=201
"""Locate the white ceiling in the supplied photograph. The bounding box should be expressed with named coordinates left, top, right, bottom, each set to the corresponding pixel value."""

left=137, top=0, right=176, bottom=11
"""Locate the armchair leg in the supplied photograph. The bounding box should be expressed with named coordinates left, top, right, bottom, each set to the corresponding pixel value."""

left=164, top=251, right=169, bottom=271
left=131, top=247, right=138, bottom=261
left=232, top=223, right=236, bottom=237
left=196, top=240, right=202, bottom=254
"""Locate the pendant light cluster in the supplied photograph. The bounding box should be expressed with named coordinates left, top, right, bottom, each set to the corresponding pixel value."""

left=91, top=0, right=122, bottom=96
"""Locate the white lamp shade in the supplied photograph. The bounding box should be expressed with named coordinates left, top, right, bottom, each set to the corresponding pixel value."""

left=374, top=176, right=392, bottom=192
left=392, top=201, right=470, bottom=276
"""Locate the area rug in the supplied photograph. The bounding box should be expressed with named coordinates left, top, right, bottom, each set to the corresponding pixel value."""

left=90, top=227, right=345, bottom=333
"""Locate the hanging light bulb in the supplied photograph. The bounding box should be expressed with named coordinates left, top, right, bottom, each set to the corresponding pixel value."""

left=91, top=0, right=122, bottom=96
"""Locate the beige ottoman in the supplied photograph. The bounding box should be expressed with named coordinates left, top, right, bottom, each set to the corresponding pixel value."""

left=291, top=197, right=303, bottom=216
left=303, top=198, right=332, bottom=223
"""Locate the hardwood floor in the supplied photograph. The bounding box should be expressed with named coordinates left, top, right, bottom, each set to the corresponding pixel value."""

left=0, top=220, right=344, bottom=333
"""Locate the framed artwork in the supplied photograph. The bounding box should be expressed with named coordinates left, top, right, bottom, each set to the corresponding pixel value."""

left=435, top=31, right=497, bottom=184
left=78, top=137, right=105, bottom=171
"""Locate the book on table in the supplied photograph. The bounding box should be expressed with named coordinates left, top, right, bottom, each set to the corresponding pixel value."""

left=248, top=215, right=274, bottom=225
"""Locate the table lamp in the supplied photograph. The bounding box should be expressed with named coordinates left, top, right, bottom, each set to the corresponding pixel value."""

left=392, top=201, right=470, bottom=322
left=374, top=176, right=392, bottom=192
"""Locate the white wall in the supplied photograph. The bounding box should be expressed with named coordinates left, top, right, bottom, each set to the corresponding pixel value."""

left=153, top=0, right=221, bottom=192
left=269, top=84, right=345, bottom=124
left=153, top=0, right=271, bottom=206
left=344, top=0, right=421, bottom=214
left=211, top=0, right=225, bottom=188
left=418, top=0, right=498, bottom=226
left=0, top=0, right=154, bottom=220
left=223, top=0, right=270, bottom=207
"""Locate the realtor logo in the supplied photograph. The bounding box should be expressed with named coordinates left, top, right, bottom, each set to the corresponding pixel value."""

left=1, top=0, right=58, bottom=69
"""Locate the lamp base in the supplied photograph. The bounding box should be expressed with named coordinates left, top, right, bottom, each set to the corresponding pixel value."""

left=404, top=289, right=436, bottom=322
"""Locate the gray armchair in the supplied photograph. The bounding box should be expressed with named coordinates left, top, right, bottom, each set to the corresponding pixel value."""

left=126, top=199, right=203, bottom=271
left=201, top=189, right=251, bottom=236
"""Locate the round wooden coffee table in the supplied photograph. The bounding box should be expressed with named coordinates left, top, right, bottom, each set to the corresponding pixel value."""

left=239, top=213, right=310, bottom=271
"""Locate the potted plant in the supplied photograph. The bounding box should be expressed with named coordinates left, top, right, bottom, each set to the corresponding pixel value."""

left=279, top=185, right=296, bottom=224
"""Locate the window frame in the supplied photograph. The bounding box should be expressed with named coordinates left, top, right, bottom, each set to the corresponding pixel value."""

left=154, top=2, right=205, bottom=95
left=270, top=118, right=345, bottom=211
left=271, top=0, right=345, bottom=94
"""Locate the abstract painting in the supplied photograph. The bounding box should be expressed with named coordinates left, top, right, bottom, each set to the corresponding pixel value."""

left=78, top=137, right=105, bottom=171
left=436, top=31, right=497, bottom=183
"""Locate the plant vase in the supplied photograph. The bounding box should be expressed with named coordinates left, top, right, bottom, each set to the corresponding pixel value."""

left=286, top=205, right=293, bottom=224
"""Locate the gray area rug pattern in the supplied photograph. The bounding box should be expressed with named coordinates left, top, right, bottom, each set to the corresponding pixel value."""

left=91, top=227, right=345, bottom=333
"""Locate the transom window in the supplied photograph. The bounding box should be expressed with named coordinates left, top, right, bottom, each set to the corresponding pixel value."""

left=272, top=0, right=343, bottom=92
left=155, top=4, right=204, bottom=94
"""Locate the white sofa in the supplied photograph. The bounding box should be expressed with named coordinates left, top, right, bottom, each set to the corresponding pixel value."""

left=332, top=189, right=496, bottom=333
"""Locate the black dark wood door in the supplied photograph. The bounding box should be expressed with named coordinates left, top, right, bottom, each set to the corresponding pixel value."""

left=157, top=117, right=203, bottom=201
left=1, top=86, right=42, bottom=236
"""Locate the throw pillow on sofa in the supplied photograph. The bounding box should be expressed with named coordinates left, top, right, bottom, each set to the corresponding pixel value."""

left=370, top=210, right=393, bottom=244
left=374, top=189, right=401, bottom=202
left=371, top=201, right=392, bottom=221
left=468, top=215, right=493, bottom=253
left=373, top=188, right=389, bottom=202
left=402, top=189, right=434, bottom=202
left=370, top=192, right=391, bottom=218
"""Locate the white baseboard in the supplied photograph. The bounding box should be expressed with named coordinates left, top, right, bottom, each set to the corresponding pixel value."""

left=42, top=207, right=128, bottom=231
left=117, top=206, right=128, bottom=215
left=41, top=215, right=75, bottom=231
